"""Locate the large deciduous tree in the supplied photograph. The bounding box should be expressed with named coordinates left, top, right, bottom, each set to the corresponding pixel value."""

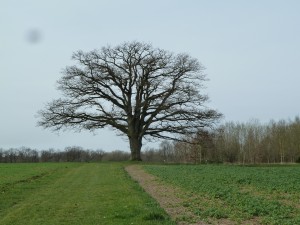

left=37, top=41, right=221, bottom=160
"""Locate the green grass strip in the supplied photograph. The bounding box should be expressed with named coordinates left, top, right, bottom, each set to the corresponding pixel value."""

left=0, top=163, right=175, bottom=225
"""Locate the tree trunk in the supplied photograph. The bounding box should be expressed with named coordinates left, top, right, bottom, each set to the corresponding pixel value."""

left=129, top=136, right=142, bottom=161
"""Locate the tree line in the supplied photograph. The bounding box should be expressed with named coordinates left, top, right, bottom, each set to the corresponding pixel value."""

left=0, top=147, right=108, bottom=163
left=2, top=116, right=299, bottom=164
left=213, top=117, right=300, bottom=164
left=0, top=146, right=173, bottom=163
left=155, top=116, right=300, bottom=164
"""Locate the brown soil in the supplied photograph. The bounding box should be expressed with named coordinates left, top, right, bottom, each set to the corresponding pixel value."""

left=125, top=165, right=237, bottom=225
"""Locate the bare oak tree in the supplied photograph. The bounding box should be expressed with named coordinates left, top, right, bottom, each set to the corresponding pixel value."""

left=37, top=41, right=221, bottom=160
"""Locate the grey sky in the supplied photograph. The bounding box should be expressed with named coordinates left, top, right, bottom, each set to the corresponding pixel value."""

left=1, top=0, right=300, bottom=151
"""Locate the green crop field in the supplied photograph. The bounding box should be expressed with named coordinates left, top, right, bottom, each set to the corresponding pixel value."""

left=0, top=163, right=174, bottom=225
left=143, top=164, right=300, bottom=225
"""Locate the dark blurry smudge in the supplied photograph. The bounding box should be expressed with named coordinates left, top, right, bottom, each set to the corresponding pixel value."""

left=26, top=29, right=42, bottom=44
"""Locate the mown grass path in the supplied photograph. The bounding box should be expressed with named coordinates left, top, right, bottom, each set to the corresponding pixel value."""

left=0, top=163, right=175, bottom=225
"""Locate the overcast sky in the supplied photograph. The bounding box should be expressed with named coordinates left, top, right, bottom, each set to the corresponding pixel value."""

left=1, top=0, right=300, bottom=151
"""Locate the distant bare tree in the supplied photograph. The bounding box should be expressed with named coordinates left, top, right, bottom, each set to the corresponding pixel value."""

left=37, top=41, right=221, bottom=160
left=159, top=140, right=174, bottom=162
left=142, top=147, right=162, bottom=162
left=0, top=149, right=3, bottom=163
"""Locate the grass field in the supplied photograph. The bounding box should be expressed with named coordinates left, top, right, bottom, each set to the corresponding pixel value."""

left=0, top=163, right=175, bottom=225
left=143, top=164, right=300, bottom=225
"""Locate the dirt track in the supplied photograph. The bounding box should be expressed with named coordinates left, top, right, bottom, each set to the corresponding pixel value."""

left=125, top=165, right=209, bottom=225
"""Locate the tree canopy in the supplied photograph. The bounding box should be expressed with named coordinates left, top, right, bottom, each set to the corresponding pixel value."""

left=37, top=41, right=221, bottom=160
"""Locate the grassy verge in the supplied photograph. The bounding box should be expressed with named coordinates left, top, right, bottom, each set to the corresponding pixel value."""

left=143, top=164, right=300, bottom=225
left=0, top=163, right=175, bottom=225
